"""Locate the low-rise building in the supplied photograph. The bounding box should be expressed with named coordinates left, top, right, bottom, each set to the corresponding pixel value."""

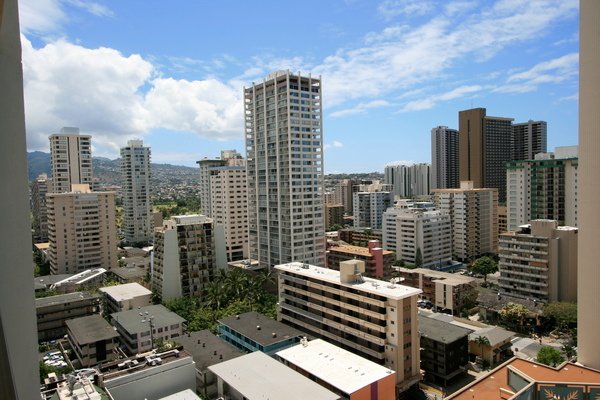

left=174, top=330, right=244, bottom=398
left=98, top=348, right=197, bottom=400
left=66, top=314, right=119, bottom=367
left=397, top=268, right=477, bottom=315
left=218, top=311, right=304, bottom=355
left=447, top=358, right=600, bottom=400
left=418, top=314, right=471, bottom=386
left=108, top=264, right=148, bottom=285
left=111, top=304, right=186, bottom=355
left=276, top=260, right=422, bottom=394
left=498, top=219, right=578, bottom=302
left=277, top=339, right=396, bottom=400
left=339, top=227, right=382, bottom=246
left=36, top=292, right=102, bottom=342
left=100, top=282, right=152, bottom=315
left=326, top=240, right=394, bottom=278
left=468, top=326, right=514, bottom=367
left=208, top=351, right=340, bottom=400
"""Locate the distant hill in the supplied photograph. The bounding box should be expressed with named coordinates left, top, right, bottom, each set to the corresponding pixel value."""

left=27, top=151, right=52, bottom=181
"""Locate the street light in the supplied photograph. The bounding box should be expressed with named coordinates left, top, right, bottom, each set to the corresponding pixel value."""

left=140, top=311, right=155, bottom=351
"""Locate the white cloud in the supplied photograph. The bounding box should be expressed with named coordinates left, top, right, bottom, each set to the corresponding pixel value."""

left=324, top=140, right=344, bottom=150
left=18, top=0, right=66, bottom=34
left=494, top=53, right=578, bottom=93
left=444, top=1, right=478, bottom=16
left=400, top=85, right=482, bottom=112
left=377, top=0, right=435, bottom=19
left=64, top=0, right=113, bottom=17
left=330, top=100, right=391, bottom=117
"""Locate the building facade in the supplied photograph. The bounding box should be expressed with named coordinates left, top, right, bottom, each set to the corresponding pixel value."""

left=49, top=127, right=93, bottom=194
left=245, top=71, right=325, bottom=268
left=506, top=147, right=578, bottom=231
left=197, top=150, right=243, bottom=218
left=512, top=120, right=547, bottom=161
left=433, top=181, right=498, bottom=262
left=99, top=282, right=152, bottom=315
left=66, top=314, right=119, bottom=367
left=276, top=260, right=422, bottom=393
left=384, top=163, right=431, bottom=198
left=209, top=163, right=248, bottom=262
left=353, top=191, right=394, bottom=229
left=458, top=108, right=513, bottom=203
left=152, top=215, right=223, bottom=300
left=498, top=220, right=578, bottom=302
left=325, top=204, right=344, bottom=230
left=326, top=240, right=394, bottom=278
left=46, top=184, right=118, bottom=274
left=431, top=126, right=459, bottom=190
left=31, top=173, right=51, bottom=242
left=120, top=140, right=152, bottom=244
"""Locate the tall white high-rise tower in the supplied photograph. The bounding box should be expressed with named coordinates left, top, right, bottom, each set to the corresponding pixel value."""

left=49, top=127, right=92, bottom=193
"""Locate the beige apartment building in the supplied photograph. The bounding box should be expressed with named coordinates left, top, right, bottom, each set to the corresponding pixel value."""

left=498, top=220, right=578, bottom=302
left=276, top=260, right=422, bottom=394
left=433, top=181, right=498, bottom=262
left=49, top=127, right=93, bottom=194
left=31, top=173, right=51, bottom=242
left=325, top=203, right=344, bottom=230
left=197, top=150, right=243, bottom=218
left=209, top=162, right=248, bottom=262
left=152, top=215, right=225, bottom=300
left=46, top=184, right=118, bottom=275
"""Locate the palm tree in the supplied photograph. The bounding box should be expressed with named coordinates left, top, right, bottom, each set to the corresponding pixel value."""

left=474, top=335, right=491, bottom=366
left=203, top=281, right=225, bottom=310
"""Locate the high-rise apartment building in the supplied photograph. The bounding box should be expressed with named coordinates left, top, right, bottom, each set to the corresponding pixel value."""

left=393, top=209, right=452, bottom=268
left=458, top=108, right=513, bottom=203
left=197, top=150, right=243, bottom=218
left=245, top=71, right=325, bottom=268
left=578, top=0, right=600, bottom=370
left=332, top=179, right=358, bottom=214
left=152, top=215, right=225, bottom=300
left=382, top=201, right=435, bottom=251
left=46, top=184, right=118, bottom=275
left=120, top=140, right=152, bottom=244
left=431, top=126, right=459, bottom=190
left=384, top=163, right=431, bottom=198
left=276, top=260, right=421, bottom=393
left=512, top=120, right=547, bottom=161
left=31, top=173, right=51, bottom=242
left=506, top=147, right=578, bottom=231
left=433, top=181, right=498, bottom=262
left=209, top=162, right=248, bottom=262
left=49, top=127, right=92, bottom=193
left=353, top=191, right=394, bottom=229
left=498, top=220, right=577, bottom=303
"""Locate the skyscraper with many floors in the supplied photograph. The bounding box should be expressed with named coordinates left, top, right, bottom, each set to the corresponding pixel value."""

left=431, top=126, right=459, bottom=190
left=512, top=120, right=547, bottom=161
left=120, top=140, right=152, bottom=244
left=49, top=127, right=92, bottom=193
left=245, top=71, right=325, bottom=268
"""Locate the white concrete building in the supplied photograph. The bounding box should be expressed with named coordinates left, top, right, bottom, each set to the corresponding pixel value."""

left=431, top=126, right=459, bottom=190
left=120, top=140, right=152, bottom=244
left=276, top=260, right=422, bottom=393
left=394, top=209, right=452, bottom=268
left=47, top=184, right=118, bottom=274
left=100, top=282, right=152, bottom=315
left=506, top=147, right=578, bottom=231
left=353, top=191, right=394, bottom=229
left=31, top=173, right=51, bottom=242
left=152, top=215, right=226, bottom=300
left=433, top=181, right=498, bottom=262
left=245, top=71, right=325, bottom=268
left=197, top=150, right=243, bottom=218
left=384, top=163, right=431, bottom=198
left=49, top=127, right=92, bottom=194
left=209, top=162, right=248, bottom=262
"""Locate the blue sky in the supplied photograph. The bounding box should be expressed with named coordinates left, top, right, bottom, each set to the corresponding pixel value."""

left=19, top=0, right=579, bottom=172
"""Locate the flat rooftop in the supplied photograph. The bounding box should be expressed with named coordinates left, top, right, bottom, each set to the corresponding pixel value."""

left=36, top=291, right=101, bottom=308
left=418, top=315, right=472, bottom=344
left=399, top=268, right=475, bottom=286
left=99, top=283, right=152, bottom=301
left=66, top=314, right=119, bottom=345
left=208, top=351, right=340, bottom=400
left=111, top=304, right=185, bottom=334
left=276, top=339, right=394, bottom=394
left=328, top=245, right=393, bottom=257
left=53, top=268, right=106, bottom=286
left=108, top=266, right=147, bottom=281
left=158, top=389, right=200, bottom=400
left=448, top=358, right=600, bottom=400
left=218, top=311, right=304, bottom=346
left=99, top=348, right=193, bottom=381
left=276, top=262, right=422, bottom=300
left=174, top=330, right=243, bottom=371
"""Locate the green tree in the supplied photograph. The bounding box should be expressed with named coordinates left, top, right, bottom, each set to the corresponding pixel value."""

left=415, top=247, right=423, bottom=268
left=471, top=256, right=498, bottom=284
left=499, top=302, right=529, bottom=332
left=542, top=302, right=577, bottom=332
left=393, top=259, right=405, bottom=268
left=474, top=335, right=490, bottom=365
left=329, top=224, right=343, bottom=231
left=39, top=362, right=70, bottom=384
left=536, top=346, right=565, bottom=367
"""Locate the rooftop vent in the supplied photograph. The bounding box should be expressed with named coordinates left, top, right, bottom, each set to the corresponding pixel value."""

left=256, top=325, right=261, bottom=330
left=272, top=332, right=277, bottom=338
left=236, top=315, right=240, bottom=320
